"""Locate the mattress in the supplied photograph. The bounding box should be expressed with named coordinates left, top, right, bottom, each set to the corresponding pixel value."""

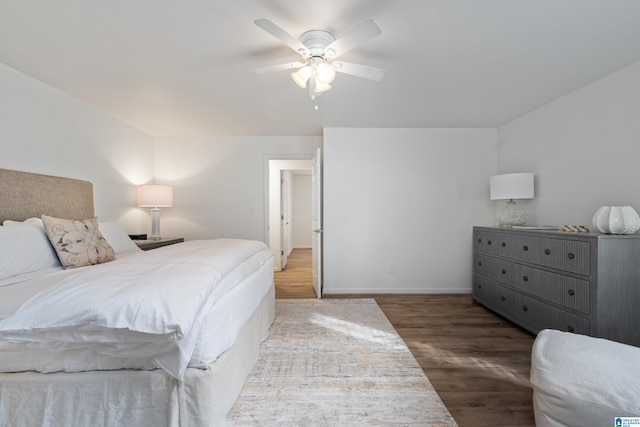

left=0, top=239, right=274, bottom=379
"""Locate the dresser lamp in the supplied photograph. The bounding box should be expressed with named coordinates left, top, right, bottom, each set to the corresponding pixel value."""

left=490, top=173, right=534, bottom=226
left=137, top=184, right=173, bottom=239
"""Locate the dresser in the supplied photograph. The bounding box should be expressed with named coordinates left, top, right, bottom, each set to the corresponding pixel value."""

left=472, top=226, right=640, bottom=346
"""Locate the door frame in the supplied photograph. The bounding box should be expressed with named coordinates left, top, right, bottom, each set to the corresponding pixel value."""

left=311, top=147, right=322, bottom=298
left=264, top=155, right=313, bottom=272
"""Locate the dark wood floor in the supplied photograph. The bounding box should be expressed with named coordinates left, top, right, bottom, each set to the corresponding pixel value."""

left=275, top=249, right=536, bottom=427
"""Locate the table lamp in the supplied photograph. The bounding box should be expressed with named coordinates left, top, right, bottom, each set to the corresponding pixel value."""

left=137, top=184, right=173, bottom=239
left=490, top=173, right=534, bottom=226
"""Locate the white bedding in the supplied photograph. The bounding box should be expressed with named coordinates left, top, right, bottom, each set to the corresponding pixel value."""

left=0, top=239, right=273, bottom=380
left=0, top=285, right=276, bottom=427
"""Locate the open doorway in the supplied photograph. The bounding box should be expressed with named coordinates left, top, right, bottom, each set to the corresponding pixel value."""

left=266, top=158, right=312, bottom=272
left=281, top=169, right=312, bottom=270
left=266, top=150, right=322, bottom=299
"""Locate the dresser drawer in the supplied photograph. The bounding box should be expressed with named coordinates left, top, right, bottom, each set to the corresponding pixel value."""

left=540, top=271, right=590, bottom=314
left=473, top=252, right=514, bottom=284
left=472, top=274, right=491, bottom=301
left=473, top=251, right=492, bottom=276
left=507, top=234, right=590, bottom=275
left=496, top=233, right=518, bottom=258
left=473, top=276, right=514, bottom=317
left=539, top=237, right=590, bottom=275
left=512, top=234, right=544, bottom=264
left=512, top=264, right=590, bottom=314
left=473, top=230, right=497, bottom=254
left=513, top=294, right=543, bottom=330
left=542, top=304, right=590, bottom=335
left=512, top=263, right=543, bottom=296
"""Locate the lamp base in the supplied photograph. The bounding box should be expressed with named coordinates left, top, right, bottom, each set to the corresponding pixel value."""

left=497, top=200, right=527, bottom=227
left=150, top=208, right=162, bottom=239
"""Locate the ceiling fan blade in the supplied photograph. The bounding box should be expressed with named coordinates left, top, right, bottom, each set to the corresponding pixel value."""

left=324, top=19, right=382, bottom=59
left=332, top=61, right=386, bottom=81
left=254, top=18, right=310, bottom=57
left=251, top=61, right=306, bottom=75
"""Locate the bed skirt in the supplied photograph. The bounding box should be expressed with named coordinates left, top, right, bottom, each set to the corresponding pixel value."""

left=0, top=283, right=275, bottom=427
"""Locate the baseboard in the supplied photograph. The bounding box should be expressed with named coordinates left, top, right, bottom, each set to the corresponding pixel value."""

left=322, top=287, right=472, bottom=295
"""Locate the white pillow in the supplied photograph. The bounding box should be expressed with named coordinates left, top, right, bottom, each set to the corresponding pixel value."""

left=99, top=221, right=142, bottom=255
left=0, top=219, right=62, bottom=280
left=3, top=217, right=46, bottom=230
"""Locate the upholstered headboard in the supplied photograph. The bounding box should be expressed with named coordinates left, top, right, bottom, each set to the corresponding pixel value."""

left=0, top=168, right=95, bottom=223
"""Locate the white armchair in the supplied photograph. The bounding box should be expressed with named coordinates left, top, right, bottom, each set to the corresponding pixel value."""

left=530, top=329, right=640, bottom=426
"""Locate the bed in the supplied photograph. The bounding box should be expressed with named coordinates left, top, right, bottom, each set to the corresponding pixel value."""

left=0, top=168, right=275, bottom=426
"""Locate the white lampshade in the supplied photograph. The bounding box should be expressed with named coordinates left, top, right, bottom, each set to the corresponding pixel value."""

left=137, top=185, right=173, bottom=208
left=314, top=80, right=332, bottom=93
left=315, top=62, right=336, bottom=84
left=490, top=173, right=534, bottom=201
left=291, top=66, right=312, bottom=89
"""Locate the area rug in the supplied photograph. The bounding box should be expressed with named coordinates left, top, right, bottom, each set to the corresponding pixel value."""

left=226, top=299, right=458, bottom=426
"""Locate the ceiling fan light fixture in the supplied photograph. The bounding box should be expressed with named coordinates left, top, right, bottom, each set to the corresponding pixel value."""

left=314, top=80, right=332, bottom=93
left=254, top=18, right=385, bottom=99
left=291, top=65, right=312, bottom=88
left=315, top=62, right=336, bottom=84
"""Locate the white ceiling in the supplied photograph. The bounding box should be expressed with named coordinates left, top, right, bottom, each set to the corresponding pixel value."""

left=1, top=0, right=640, bottom=137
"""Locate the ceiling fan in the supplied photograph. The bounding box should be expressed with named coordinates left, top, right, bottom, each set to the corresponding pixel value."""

left=252, top=18, right=386, bottom=98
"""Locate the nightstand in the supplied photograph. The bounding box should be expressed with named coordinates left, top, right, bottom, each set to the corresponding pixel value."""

left=135, top=237, right=184, bottom=251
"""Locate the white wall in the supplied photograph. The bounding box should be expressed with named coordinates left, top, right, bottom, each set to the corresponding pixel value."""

left=323, top=128, right=497, bottom=294
left=153, top=136, right=321, bottom=242
left=292, top=174, right=312, bottom=248
left=498, top=61, right=640, bottom=226
left=0, top=64, right=154, bottom=231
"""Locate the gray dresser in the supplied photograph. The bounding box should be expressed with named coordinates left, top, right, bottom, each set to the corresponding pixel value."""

left=472, top=226, right=640, bottom=346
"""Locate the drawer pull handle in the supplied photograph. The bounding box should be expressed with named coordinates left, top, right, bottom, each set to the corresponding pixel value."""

left=478, top=262, right=482, bottom=267
left=545, top=249, right=551, bottom=255
left=567, top=325, right=575, bottom=333
left=567, top=252, right=575, bottom=260
left=523, top=245, right=529, bottom=251
left=501, top=269, right=506, bottom=275
left=501, top=242, right=506, bottom=247
left=487, top=240, right=492, bottom=245
left=523, top=275, right=529, bottom=282
left=568, top=289, right=575, bottom=296
left=478, top=238, right=482, bottom=243
left=501, top=296, right=506, bottom=301
left=478, top=284, right=482, bottom=289
left=522, top=305, right=528, bottom=312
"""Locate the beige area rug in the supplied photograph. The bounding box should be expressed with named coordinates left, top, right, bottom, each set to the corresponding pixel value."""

left=226, top=299, right=458, bottom=426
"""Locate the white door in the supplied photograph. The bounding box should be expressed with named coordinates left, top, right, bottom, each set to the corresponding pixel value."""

left=280, top=171, right=292, bottom=269
left=312, top=148, right=322, bottom=298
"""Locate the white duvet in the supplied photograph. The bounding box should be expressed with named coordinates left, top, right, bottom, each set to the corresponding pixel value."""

left=0, top=239, right=272, bottom=379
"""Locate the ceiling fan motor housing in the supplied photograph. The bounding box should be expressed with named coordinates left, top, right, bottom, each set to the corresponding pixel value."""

left=299, top=30, right=336, bottom=58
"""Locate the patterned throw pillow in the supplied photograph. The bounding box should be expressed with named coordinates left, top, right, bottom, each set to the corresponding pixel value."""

left=42, top=215, right=116, bottom=268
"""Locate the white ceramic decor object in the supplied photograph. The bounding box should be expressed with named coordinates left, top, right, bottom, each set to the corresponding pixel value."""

left=592, top=206, right=640, bottom=234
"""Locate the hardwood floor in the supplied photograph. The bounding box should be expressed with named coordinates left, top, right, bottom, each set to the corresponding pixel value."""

left=274, top=248, right=316, bottom=299
left=275, top=249, right=536, bottom=427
